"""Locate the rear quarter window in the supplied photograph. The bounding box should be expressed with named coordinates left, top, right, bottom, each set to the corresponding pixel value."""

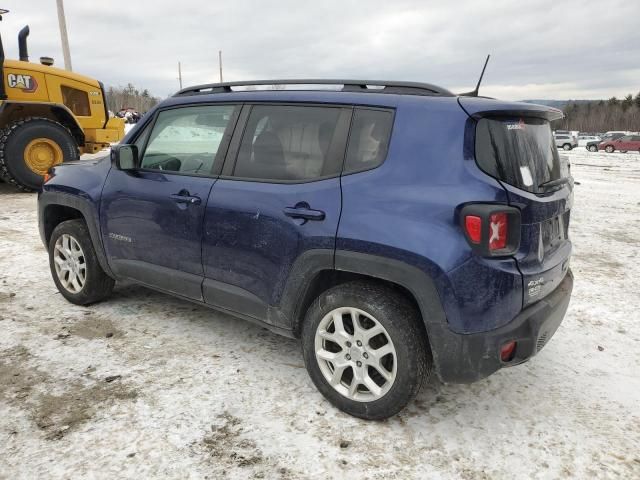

left=344, top=108, right=394, bottom=174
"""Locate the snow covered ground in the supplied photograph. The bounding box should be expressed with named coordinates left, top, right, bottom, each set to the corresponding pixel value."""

left=0, top=149, right=639, bottom=479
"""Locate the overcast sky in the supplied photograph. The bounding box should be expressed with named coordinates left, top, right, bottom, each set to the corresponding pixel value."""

left=2, top=0, right=638, bottom=100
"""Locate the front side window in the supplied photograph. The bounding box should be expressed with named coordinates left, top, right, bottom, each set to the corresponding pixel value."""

left=61, top=85, right=90, bottom=116
left=140, top=105, right=235, bottom=175
left=344, top=108, right=393, bottom=174
left=233, top=105, right=342, bottom=181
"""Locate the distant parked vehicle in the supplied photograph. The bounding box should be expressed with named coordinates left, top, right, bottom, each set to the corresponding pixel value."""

left=586, top=132, right=625, bottom=152
left=585, top=142, right=599, bottom=152
left=603, top=130, right=631, bottom=137
left=578, top=135, right=601, bottom=148
left=598, top=135, right=640, bottom=153
left=554, top=134, right=578, bottom=150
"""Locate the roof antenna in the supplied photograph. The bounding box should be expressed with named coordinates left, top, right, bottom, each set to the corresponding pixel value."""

left=460, top=54, right=490, bottom=97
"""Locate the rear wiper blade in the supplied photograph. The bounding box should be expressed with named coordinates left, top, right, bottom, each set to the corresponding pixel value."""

left=539, top=177, right=570, bottom=189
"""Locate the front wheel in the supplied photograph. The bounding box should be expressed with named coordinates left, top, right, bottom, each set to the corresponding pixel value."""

left=588, top=145, right=598, bottom=152
left=49, top=219, right=115, bottom=305
left=301, top=282, right=431, bottom=420
left=562, top=143, right=572, bottom=151
left=605, top=145, right=615, bottom=153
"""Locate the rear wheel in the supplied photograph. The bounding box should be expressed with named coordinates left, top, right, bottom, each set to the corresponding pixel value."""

left=49, top=219, right=114, bottom=305
left=588, top=145, right=598, bottom=152
left=301, top=281, right=431, bottom=420
left=605, top=145, right=615, bottom=153
left=562, top=143, right=572, bottom=151
left=0, top=117, right=79, bottom=191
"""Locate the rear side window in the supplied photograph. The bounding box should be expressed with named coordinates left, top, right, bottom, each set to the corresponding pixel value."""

left=344, top=108, right=393, bottom=174
left=233, top=105, right=342, bottom=181
left=476, top=117, right=566, bottom=194
left=61, top=85, right=90, bottom=116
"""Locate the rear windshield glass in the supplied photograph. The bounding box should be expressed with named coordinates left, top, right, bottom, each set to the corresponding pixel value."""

left=475, top=117, right=564, bottom=194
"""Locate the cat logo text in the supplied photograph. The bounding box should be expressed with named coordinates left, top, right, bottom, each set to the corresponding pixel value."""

left=7, top=73, right=38, bottom=93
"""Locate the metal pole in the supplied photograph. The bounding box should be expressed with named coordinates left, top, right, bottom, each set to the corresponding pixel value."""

left=56, top=0, right=72, bottom=71
left=178, top=61, right=182, bottom=89
left=218, top=50, right=223, bottom=83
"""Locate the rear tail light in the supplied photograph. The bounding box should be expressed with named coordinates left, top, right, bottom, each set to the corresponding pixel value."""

left=461, top=204, right=521, bottom=257
left=464, top=215, right=482, bottom=244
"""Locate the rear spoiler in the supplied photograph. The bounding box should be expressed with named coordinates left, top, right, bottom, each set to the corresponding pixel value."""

left=458, top=97, right=564, bottom=122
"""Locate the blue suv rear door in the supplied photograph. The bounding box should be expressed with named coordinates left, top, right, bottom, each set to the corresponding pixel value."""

left=201, top=104, right=351, bottom=325
left=100, top=104, right=240, bottom=299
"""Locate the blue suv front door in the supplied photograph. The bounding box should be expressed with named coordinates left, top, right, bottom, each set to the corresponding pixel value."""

left=201, top=104, right=351, bottom=324
left=100, top=104, right=239, bottom=300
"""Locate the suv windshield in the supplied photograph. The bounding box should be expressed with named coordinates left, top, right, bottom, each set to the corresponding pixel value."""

left=475, top=117, right=566, bottom=194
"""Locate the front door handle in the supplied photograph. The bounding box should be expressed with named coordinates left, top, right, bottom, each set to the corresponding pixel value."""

left=283, top=204, right=325, bottom=221
left=170, top=191, right=201, bottom=205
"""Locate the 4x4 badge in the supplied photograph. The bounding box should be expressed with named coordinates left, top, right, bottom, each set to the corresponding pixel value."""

left=528, top=277, right=544, bottom=297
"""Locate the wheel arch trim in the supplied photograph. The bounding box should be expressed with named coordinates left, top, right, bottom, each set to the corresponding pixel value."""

left=280, top=249, right=449, bottom=353
left=39, top=191, right=114, bottom=278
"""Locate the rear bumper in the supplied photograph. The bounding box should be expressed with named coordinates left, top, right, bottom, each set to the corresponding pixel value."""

left=429, top=269, right=573, bottom=383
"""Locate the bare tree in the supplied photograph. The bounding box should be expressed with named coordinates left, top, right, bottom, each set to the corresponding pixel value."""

left=105, top=84, right=161, bottom=113
left=552, top=92, right=640, bottom=132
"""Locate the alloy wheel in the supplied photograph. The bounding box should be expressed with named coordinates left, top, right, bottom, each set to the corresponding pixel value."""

left=53, top=233, right=87, bottom=293
left=314, top=307, right=397, bottom=402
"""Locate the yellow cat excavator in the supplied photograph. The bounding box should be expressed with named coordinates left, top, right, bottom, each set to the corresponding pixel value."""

left=0, top=9, right=124, bottom=190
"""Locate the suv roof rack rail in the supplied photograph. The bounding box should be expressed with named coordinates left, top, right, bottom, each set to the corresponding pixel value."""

left=174, top=79, right=454, bottom=97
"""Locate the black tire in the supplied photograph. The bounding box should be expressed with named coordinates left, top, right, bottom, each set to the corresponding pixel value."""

left=605, top=145, right=615, bottom=153
left=301, top=281, right=431, bottom=420
left=562, top=143, right=572, bottom=151
left=48, top=219, right=114, bottom=305
left=0, top=117, right=79, bottom=191
left=588, top=145, right=598, bottom=152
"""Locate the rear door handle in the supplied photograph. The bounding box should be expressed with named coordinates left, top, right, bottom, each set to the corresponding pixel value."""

left=283, top=205, right=325, bottom=221
left=170, top=192, right=202, bottom=205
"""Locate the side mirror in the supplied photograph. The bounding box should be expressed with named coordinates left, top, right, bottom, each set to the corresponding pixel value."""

left=111, top=144, right=138, bottom=170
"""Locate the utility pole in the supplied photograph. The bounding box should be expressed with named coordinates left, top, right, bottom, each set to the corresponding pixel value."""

left=178, top=61, right=182, bottom=89
left=218, top=50, right=223, bottom=83
left=56, top=0, right=72, bottom=71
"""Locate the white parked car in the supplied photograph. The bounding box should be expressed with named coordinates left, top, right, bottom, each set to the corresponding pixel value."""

left=554, top=134, right=578, bottom=150
left=578, top=135, right=601, bottom=148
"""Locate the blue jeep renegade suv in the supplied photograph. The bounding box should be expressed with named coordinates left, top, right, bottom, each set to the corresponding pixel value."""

left=38, top=80, right=573, bottom=419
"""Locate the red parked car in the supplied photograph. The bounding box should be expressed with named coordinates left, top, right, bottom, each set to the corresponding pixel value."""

left=599, top=134, right=640, bottom=153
